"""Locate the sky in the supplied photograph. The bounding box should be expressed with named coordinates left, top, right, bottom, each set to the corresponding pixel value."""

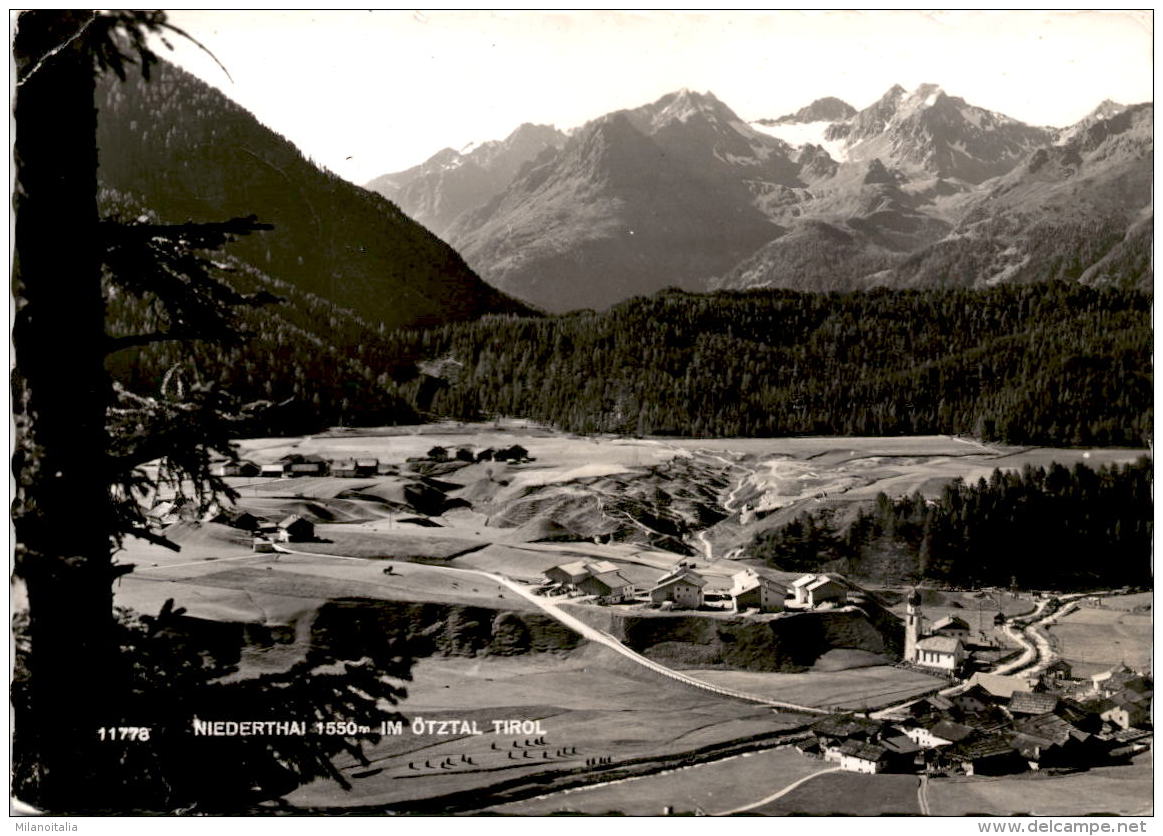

left=161, top=10, right=1154, bottom=185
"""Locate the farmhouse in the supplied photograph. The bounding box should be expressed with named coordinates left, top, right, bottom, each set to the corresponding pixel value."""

left=210, top=460, right=259, bottom=477
left=730, top=569, right=788, bottom=613
left=577, top=571, right=633, bottom=601
left=791, top=574, right=846, bottom=608
left=277, top=514, right=314, bottom=542
left=836, top=740, right=889, bottom=774
left=811, top=713, right=885, bottom=761
left=495, top=445, right=529, bottom=462
left=1008, top=692, right=1059, bottom=716
left=944, top=734, right=1025, bottom=776
left=900, top=718, right=974, bottom=749
left=544, top=560, right=593, bottom=587
left=1093, top=694, right=1151, bottom=730
left=650, top=568, right=707, bottom=609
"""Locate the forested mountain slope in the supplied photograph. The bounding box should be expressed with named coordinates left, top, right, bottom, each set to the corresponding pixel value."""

left=96, top=60, right=530, bottom=336
left=381, top=284, right=1151, bottom=446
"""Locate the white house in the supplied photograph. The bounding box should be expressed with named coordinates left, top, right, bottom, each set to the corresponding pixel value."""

left=650, top=569, right=707, bottom=608
left=836, top=740, right=888, bottom=774
left=730, top=569, right=788, bottom=613
left=791, top=574, right=846, bottom=608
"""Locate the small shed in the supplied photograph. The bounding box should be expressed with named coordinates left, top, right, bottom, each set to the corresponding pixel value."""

left=331, top=459, right=358, bottom=477
left=289, top=461, right=326, bottom=477
left=252, top=537, right=277, bottom=554
left=260, top=463, right=287, bottom=478
left=355, top=458, right=379, bottom=477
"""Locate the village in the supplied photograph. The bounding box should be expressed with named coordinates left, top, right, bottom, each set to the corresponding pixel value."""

left=131, top=431, right=1150, bottom=811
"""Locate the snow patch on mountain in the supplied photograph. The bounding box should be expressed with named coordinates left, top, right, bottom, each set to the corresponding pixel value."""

left=749, top=120, right=848, bottom=162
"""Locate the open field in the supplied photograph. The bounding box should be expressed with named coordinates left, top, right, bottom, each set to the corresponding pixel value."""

left=283, top=644, right=806, bottom=811
left=926, top=752, right=1153, bottom=816
left=752, top=770, right=922, bottom=815
left=1046, top=595, right=1152, bottom=678
left=683, top=666, right=945, bottom=710
left=491, top=745, right=824, bottom=816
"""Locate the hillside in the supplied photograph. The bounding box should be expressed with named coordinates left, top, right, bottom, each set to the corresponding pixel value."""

left=95, top=59, right=530, bottom=335
left=366, top=123, right=568, bottom=237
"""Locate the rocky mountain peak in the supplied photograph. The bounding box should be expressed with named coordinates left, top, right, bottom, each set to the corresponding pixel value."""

left=771, top=96, right=857, bottom=125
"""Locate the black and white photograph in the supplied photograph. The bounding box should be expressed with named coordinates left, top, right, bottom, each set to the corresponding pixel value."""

left=10, top=9, right=1154, bottom=820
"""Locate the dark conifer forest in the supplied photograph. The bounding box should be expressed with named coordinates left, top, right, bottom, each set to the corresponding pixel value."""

left=378, top=284, right=1151, bottom=446
left=110, top=282, right=1151, bottom=445
left=748, top=458, right=1153, bottom=591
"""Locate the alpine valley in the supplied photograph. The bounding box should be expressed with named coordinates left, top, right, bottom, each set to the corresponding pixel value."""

left=369, top=84, right=1152, bottom=312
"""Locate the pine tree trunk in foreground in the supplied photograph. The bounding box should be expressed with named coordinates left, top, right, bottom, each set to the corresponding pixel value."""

left=13, top=10, right=120, bottom=812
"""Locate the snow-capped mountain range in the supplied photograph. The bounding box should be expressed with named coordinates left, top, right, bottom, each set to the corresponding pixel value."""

left=368, top=83, right=1152, bottom=312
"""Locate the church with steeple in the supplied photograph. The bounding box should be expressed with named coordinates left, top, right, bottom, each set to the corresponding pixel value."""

left=904, top=588, right=968, bottom=674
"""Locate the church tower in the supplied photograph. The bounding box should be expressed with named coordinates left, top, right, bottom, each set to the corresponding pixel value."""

left=905, top=587, right=922, bottom=664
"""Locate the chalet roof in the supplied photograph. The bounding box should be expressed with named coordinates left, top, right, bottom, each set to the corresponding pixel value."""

left=1008, top=692, right=1059, bottom=715
left=549, top=560, right=591, bottom=580
left=806, top=575, right=841, bottom=591
left=1013, top=713, right=1078, bottom=747
left=811, top=714, right=883, bottom=740
left=932, top=616, right=970, bottom=631
left=260, top=462, right=286, bottom=471
left=946, top=733, right=1015, bottom=761
left=968, top=673, right=1034, bottom=699
left=733, top=575, right=787, bottom=595
left=928, top=720, right=975, bottom=743
left=278, top=514, right=311, bottom=529
left=355, top=458, right=379, bottom=467
left=916, top=636, right=963, bottom=654
left=791, top=574, right=818, bottom=588
left=837, top=740, right=888, bottom=762
left=881, top=734, right=922, bottom=755
left=651, top=572, right=707, bottom=592
left=586, top=560, right=619, bottom=575
left=924, top=695, right=955, bottom=712
left=584, top=571, right=632, bottom=592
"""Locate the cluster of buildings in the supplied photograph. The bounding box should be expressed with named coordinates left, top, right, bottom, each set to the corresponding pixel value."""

left=801, top=662, right=1152, bottom=777
left=422, top=444, right=529, bottom=464
left=210, top=453, right=384, bottom=479
left=541, top=560, right=853, bottom=615
left=543, top=560, right=635, bottom=601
